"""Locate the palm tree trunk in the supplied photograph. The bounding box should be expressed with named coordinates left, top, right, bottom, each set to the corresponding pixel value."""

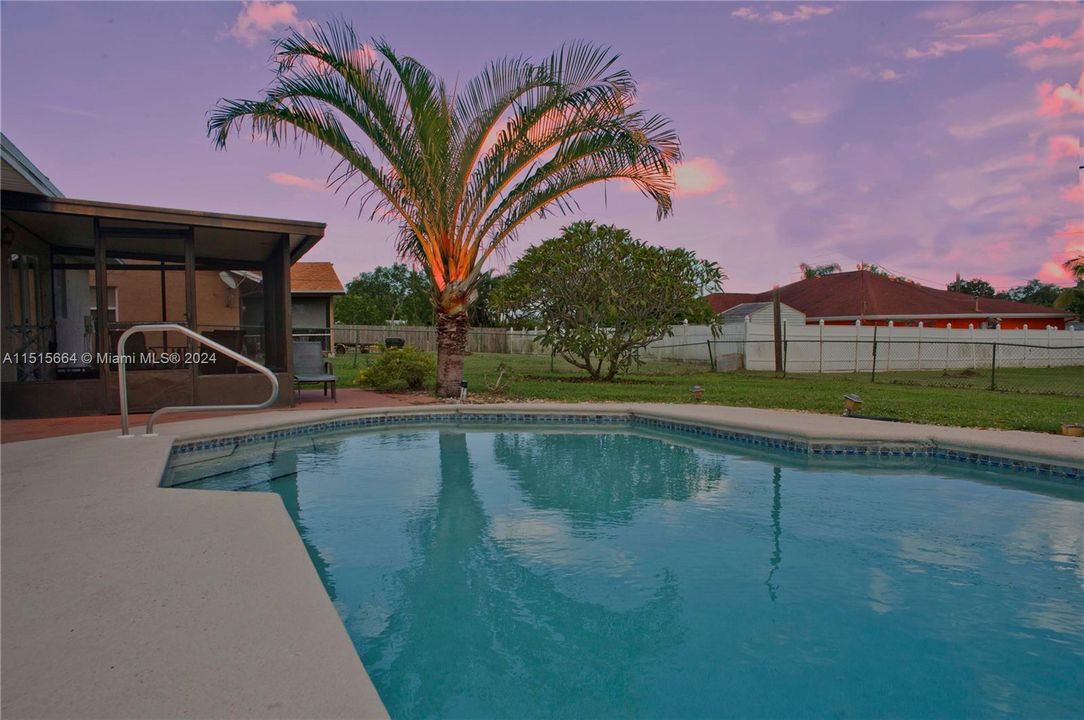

left=436, top=311, right=468, bottom=397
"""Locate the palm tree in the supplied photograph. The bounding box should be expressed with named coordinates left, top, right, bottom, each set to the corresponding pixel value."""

left=208, top=21, right=681, bottom=395
left=1054, top=255, right=1084, bottom=316
left=1064, top=255, right=1084, bottom=282
left=799, top=262, right=841, bottom=279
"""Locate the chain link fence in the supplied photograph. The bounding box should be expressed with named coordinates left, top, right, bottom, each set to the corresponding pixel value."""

left=335, top=324, right=1083, bottom=398
left=712, top=339, right=1084, bottom=397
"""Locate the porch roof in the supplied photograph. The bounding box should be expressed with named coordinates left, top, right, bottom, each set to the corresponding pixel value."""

left=2, top=190, right=325, bottom=266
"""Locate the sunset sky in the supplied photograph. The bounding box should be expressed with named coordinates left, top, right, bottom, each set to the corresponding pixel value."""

left=2, top=1, right=1081, bottom=292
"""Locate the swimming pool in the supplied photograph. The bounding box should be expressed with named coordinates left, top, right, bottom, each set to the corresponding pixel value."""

left=167, top=423, right=1084, bottom=719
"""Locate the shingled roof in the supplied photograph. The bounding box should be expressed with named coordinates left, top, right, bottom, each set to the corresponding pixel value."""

left=290, top=262, right=345, bottom=295
left=705, top=270, right=1072, bottom=320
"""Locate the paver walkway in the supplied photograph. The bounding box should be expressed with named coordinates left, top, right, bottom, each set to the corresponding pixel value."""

left=0, top=386, right=429, bottom=443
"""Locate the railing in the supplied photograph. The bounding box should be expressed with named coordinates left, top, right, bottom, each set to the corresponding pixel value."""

left=117, top=323, right=279, bottom=437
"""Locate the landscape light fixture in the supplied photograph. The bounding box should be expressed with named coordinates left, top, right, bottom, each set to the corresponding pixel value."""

left=690, top=385, right=705, bottom=401
left=843, top=393, right=863, bottom=416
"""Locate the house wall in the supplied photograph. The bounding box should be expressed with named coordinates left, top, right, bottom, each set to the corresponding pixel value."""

left=741, top=304, right=806, bottom=326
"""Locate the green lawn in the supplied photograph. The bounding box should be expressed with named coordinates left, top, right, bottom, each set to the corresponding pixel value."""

left=332, top=352, right=1084, bottom=434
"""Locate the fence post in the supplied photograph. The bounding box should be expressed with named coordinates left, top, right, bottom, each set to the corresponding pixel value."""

left=969, top=324, right=976, bottom=369
left=782, top=320, right=788, bottom=375
left=854, top=319, right=860, bottom=374
left=870, top=324, right=878, bottom=382
left=818, top=319, right=824, bottom=373
left=886, top=321, right=893, bottom=372
left=945, top=323, right=952, bottom=371
left=1046, top=325, right=1053, bottom=368
left=990, top=342, right=997, bottom=391
left=745, top=316, right=751, bottom=369
left=916, top=321, right=924, bottom=371
left=1023, top=325, right=1029, bottom=368
left=996, top=322, right=1004, bottom=368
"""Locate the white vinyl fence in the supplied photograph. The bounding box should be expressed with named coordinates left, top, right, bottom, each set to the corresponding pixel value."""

left=338, top=320, right=1084, bottom=373
left=737, top=320, right=1084, bottom=373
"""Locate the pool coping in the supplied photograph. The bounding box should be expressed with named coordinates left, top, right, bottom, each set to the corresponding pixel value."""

left=3, top=403, right=1082, bottom=719
left=165, top=405, right=1084, bottom=482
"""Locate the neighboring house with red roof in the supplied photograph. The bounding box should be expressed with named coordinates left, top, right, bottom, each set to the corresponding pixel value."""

left=705, top=270, right=1075, bottom=330
left=288, top=262, right=346, bottom=349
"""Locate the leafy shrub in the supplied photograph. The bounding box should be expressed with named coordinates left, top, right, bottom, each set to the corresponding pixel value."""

left=494, top=220, right=723, bottom=380
left=359, top=346, right=435, bottom=391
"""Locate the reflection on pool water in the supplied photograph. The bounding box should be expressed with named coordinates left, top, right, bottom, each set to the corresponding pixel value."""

left=168, top=426, right=1084, bottom=719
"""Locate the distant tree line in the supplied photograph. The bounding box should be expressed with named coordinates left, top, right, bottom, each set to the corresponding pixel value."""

left=334, top=264, right=505, bottom=327
left=341, top=255, right=1083, bottom=331
left=947, top=271, right=1084, bottom=316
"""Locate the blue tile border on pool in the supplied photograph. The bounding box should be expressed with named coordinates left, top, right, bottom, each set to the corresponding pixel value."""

left=166, top=411, right=1084, bottom=485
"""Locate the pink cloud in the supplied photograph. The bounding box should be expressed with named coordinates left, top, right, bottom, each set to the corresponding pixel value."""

left=904, top=41, right=969, bottom=59
left=1056, top=222, right=1084, bottom=242
left=1014, top=19, right=1082, bottom=54
left=673, top=157, right=728, bottom=196
left=1015, top=33, right=1077, bottom=54
left=1038, top=222, right=1084, bottom=283
left=1048, top=135, right=1084, bottom=163
left=1062, top=178, right=1084, bottom=204
left=1037, top=261, right=1069, bottom=282
left=849, top=66, right=904, bottom=82
left=1036, top=71, right=1084, bottom=116
left=909, top=5, right=1081, bottom=69
left=1013, top=20, right=1084, bottom=70
left=268, top=171, right=326, bottom=191
left=227, top=1, right=300, bottom=47
left=789, top=107, right=832, bottom=125
left=946, top=108, right=1032, bottom=141
left=731, top=5, right=835, bottom=24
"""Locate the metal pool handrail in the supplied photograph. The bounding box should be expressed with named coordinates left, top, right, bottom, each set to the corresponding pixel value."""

left=117, top=323, right=280, bottom=437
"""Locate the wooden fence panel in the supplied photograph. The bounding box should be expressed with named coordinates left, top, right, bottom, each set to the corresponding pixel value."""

left=334, top=325, right=510, bottom=354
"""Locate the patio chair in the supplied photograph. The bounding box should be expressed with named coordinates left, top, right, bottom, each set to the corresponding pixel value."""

left=293, top=340, right=336, bottom=402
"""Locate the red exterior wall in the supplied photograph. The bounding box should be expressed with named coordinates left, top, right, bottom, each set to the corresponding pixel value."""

left=820, top=317, right=1068, bottom=329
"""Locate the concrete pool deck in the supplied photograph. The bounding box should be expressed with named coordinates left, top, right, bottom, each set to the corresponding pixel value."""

left=3, top=403, right=1082, bottom=719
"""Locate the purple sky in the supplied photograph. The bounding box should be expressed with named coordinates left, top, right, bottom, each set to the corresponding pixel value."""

left=2, top=1, right=1081, bottom=292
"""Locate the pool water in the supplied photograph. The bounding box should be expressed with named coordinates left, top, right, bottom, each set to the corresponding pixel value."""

left=169, top=426, right=1084, bottom=719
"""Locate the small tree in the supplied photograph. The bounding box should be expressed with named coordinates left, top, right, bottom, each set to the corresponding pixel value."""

left=947, top=277, right=996, bottom=298
left=799, top=262, right=840, bottom=279
left=997, top=279, right=1061, bottom=306
left=494, top=221, right=723, bottom=380
left=335, top=264, right=434, bottom=325
left=856, top=262, right=889, bottom=275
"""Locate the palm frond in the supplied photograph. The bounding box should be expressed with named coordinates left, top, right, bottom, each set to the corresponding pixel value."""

left=208, top=19, right=679, bottom=309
